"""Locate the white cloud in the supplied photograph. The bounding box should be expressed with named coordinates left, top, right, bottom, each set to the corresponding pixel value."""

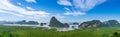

left=17, top=2, right=22, bottom=6
left=26, top=6, right=34, bottom=10
left=0, top=17, right=4, bottom=21
left=64, top=7, right=70, bottom=11
left=26, top=0, right=36, bottom=3
left=54, top=14, right=64, bottom=18
left=57, top=0, right=72, bottom=6
left=64, top=11, right=86, bottom=16
left=57, top=0, right=106, bottom=16
left=0, top=9, right=24, bottom=17
left=73, top=0, right=106, bottom=11
left=0, top=0, right=50, bottom=18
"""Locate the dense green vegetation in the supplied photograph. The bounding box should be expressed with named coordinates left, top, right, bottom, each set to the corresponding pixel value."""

left=0, top=26, right=120, bottom=37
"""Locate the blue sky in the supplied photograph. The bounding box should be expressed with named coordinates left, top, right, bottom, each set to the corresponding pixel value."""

left=0, top=0, right=120, bottom=23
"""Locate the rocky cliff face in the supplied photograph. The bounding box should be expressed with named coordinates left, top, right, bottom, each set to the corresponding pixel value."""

left=49, top=16, right=69, bottom=27
left=79, top=20, right=101, bottom=28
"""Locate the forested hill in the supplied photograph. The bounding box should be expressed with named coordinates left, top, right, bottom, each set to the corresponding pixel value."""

left=79, top=20, right=120, bottom=28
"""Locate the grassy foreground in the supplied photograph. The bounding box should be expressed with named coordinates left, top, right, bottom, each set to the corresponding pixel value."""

left=0, top=26, right=120, bottom=37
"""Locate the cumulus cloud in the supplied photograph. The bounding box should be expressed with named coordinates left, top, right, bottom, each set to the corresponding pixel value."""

left=26, top=0, right=36, bottom=3
left=0, top=0, right=50, bottom=19
left=57, top=0, right=106, bottom=16
left=57, top=0, right=72, bottom=6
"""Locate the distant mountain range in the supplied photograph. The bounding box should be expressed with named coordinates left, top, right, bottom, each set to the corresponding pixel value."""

left=49, top=17, right=120, bottom=28
left=0, top=20, right=39, bottom=25
left=0, top=16, right=120, bottom=28
left=79, top=20, right=120, bottom=28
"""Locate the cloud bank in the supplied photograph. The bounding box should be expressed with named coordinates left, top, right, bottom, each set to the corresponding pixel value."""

left=57, top=0, right=106, bottom=16
left=0, top=0, right=50, bottom=19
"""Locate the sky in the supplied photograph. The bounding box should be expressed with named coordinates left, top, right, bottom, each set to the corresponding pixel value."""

left=0, top=0, right=120, bottom=23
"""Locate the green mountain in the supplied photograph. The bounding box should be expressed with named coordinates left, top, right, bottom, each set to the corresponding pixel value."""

left=79, top=20, right=120, bottom=28
left=49, top=16, right=69, bottom=27
left=79, top=20, right=102, bottom=28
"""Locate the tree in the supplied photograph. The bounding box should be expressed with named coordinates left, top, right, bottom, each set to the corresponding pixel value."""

left=110, top=32, right=120, bottom=37
left=0, top=32, right=3, bottom=37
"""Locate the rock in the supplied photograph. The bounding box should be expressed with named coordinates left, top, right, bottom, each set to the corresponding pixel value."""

left=49, top=16, right=69, bottom=27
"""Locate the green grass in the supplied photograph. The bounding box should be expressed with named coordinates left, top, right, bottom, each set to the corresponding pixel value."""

left=0, top=26, right=120, bottom=37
